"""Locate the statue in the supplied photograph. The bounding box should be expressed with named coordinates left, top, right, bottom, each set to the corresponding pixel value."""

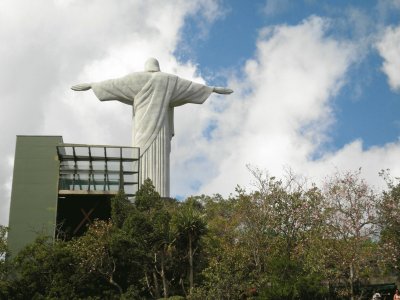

left=71, top=58, right=233, bottom=197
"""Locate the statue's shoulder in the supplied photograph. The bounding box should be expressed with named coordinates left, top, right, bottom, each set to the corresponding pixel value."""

left=124, top=71, right=152, bottom=79
left=119, top=72, right=154, bottom=85
left=153, top=71, right=177, bottom=80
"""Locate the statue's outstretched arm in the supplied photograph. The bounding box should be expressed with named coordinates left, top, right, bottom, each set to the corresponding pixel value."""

left=71, top=83, right=92, bottom=91
left=213, top=87, right=233, bottom=94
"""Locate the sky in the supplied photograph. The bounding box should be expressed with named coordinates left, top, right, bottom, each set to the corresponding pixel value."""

left=0, top=0, right=399, bottom=226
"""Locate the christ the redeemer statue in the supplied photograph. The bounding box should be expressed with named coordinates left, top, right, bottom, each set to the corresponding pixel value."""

left=71, top=58, right=233, bottom=197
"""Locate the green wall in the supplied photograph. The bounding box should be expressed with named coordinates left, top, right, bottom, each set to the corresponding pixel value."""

left=8, top=136, right=62, bottom=256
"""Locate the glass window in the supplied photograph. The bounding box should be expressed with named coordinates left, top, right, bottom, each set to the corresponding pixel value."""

left=58, top=145, right=139, bottom=195
left=90, top=146, right=105, bottom=159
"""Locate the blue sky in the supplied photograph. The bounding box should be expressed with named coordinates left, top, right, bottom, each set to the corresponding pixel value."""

left=0, top=0, right=399, bottom=224
left=179, top=0, right=400, bottom=151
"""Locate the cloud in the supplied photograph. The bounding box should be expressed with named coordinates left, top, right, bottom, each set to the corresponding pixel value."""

left=312, top=140, right=400, bottom=186
left=377, top=25, right=400, bottom=92
left=171, top=16, right=357, bottom=195
left=0, top=0, right=222, bottom=225
left=2, top=1, right=400, bottom=230
left=377, top=0, right=400, bottom=20
left=263, top=0, right=290, bottom=16
left=172, top=16, right=400, bottom=198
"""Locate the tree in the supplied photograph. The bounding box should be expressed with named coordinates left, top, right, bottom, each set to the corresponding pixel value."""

left=69, top=220, right=124, bottom=296
left=173, top=198, right=207, bottom=296
left=322, top=170, right=378, bottom=300
left=192, top=194, right=255, bottom=299
left=377, top=170, right=400, bottom=276
left=122, top=178, right=180, bottom=298
left=111, top=189, right=132, bottom=229
left=0, top=225, right=11, bottom=299
left=196, top=169, right=328, bottom=299
left=8, top=236, right=93, bottom=299
left=244, top=168, right=327, bottom=299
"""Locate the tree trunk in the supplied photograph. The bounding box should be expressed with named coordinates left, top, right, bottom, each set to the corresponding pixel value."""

left=109, top=275, right=123, bottom=296
left=180, top=277, right=187, bottom=297
left=161, top=250, right=169, bottom=298
left=144, top=271, right=155, bottom=299
left=350, top=263, right=354, bottom=300
left=189, top=233, right=194, bottom=295
left=153, top=270, right=161, bottom=299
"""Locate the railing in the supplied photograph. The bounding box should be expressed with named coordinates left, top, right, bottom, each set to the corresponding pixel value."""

left=57, top=144, right=140, bottom=196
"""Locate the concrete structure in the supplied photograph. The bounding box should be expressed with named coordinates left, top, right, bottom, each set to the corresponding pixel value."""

left=72, top=57, right=233, bottom=197
left=8, top=136, right=139, bottom=255
left=8, top=136, right=62, bottom=256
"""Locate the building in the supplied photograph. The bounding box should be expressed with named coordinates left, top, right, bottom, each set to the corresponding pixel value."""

left=8, top=135, right=139, bottom=255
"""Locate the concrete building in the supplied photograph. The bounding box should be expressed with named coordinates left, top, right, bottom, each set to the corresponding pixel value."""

left=8, top=135, right=139, bottom=255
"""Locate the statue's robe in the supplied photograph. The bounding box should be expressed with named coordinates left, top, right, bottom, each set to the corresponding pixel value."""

left=91, top=71, right=213, bottom=197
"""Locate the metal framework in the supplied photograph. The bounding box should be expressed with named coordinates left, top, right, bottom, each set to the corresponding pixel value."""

left=56, top=144, right=140, bottom=197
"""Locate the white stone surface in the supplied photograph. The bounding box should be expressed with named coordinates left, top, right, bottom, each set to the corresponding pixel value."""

left=72, top=58, right=232, bottom=197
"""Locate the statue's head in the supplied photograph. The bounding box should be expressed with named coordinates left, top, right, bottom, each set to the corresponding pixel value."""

left=144, top=58, right=160, bottom=72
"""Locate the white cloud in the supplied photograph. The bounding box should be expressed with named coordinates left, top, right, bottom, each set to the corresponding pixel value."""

left=172, top=16, right=400, bottom=198
left=0, top=0, right=222, bottom=225
left=377, top=25, right=400, bottom=92
left=172, top=16, right=357, bottom=195
left=312, top=140, right=400, bottom=187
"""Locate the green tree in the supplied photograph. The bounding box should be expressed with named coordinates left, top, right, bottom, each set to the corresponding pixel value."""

left=9, top=236, right=93, bottom=299
left=173, top=198, right=207, bottom=296
left=111, top=189, right=132, bottom=229
left=196, top=169, right=329, bottom=299
left=69, top=220, right=124, bottom=296
left=0, top=225, right=11, bottom=299
left=245, top=169, right=327, bottom=299
left=122, top=178, right=180, bottom=298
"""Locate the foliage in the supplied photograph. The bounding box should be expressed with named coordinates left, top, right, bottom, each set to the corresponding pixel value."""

left=378, top=170, right=400, bottom=275
left=1, top=171, right=396, bottom=299
left=197, top=169, right=329, bottom=299
left=111, top=189, right=132, bottom=228
left=69, top=220, right=124, bottom=295
left=172, top=198, right=207, bottom=295
left=321, top=170, right=379, bottom=300
left=9, top=236, right=90, bottom=299
left=0, top=225, right=7, bottom=258
left=0, top=225, right=11, bottom=299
